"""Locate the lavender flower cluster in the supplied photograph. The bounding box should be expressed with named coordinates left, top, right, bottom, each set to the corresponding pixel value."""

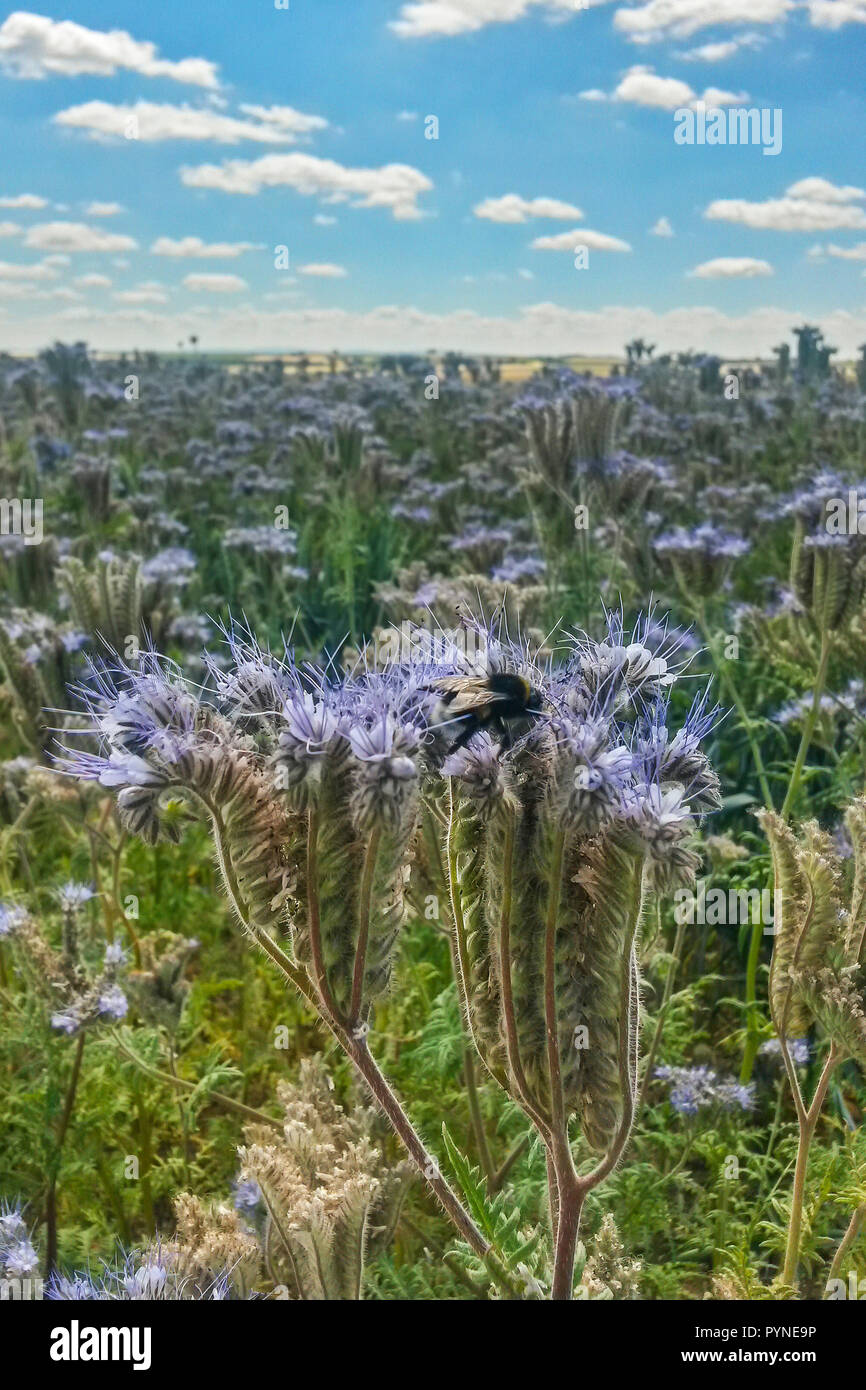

left=0, top=1201, right=39, bottom=1280
left=58, top=608, right=721, bottom=889
left=0, top=884, right=128, bottom=1035
left=46, top=1246, right=232, bottom=1301
left=654, top=1066, right=756, bottom=1116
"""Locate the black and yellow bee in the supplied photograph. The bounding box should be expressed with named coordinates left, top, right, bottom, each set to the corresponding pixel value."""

left=432, top=671, right=544, bottom=753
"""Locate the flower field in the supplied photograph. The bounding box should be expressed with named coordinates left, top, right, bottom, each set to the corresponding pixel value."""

left=2, top=336, right=866, bottom=1306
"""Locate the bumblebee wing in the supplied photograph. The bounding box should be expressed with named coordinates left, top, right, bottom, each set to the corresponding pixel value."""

left=432, top=677, right=475, bottom=695
left=434, top=678, right=509, bottom=714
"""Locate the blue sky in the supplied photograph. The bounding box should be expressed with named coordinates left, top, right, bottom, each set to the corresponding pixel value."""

left=0, top=1, right=865, bottom=355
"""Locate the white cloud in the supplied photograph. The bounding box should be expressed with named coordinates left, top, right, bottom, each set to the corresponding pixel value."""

left=297, top=262, right=348, bottom=277
left=688, top=256, right=773, bottom=277
left=615, top=66, right=694, bottom=109
left=613, top=0, right=793, bottom=43
left=0, top=258, right=55, bottom=281
left=180, top=152, right=433, bottom=221
left=390, top=0, right=579, bottom=39
left=518, top=268, right=535, bottom=278
left=0, top=222, right=22, bottom=238
left=313, top=214, right=338, bottom=226
left=787, top=176, right=865, bottom=204
left=0, top=192, right=46, bottom=208
left=0, top=280, right=77, bottom=299
left=613, top=65, right=748, bottom=109
left=825, top=242, right=866, bottom=260
left=75, top=272, right=112, bottom=287
left=150, top=236, right=260, bottom=258
left=531, top=227, right=632, bottom=252
left=54, top=100, right=327, bottom=145
left=650, top=216, right=674, bottom=236
left=10, top=299, right=866, bottom=358
left=701, top=86, right=750, bottom=106
left=24, top=221, right=138, bottom=252
left=474, top=194, right=584, bottom=223
left=705, top=178, right=866, bottom=231
left=807, top=0, right=866, bottom=26
left=0, top=280, right=64, bottom=299
left=678, top=39, right=739, bottom=58
left=86, top=201, right=123, bottom=217
left=579, top=89, right=609, bottom=101
left=677, top=32, right=765, bottom=57
left=0, top=11, right=218, bottom=86
left=182, top=272, right=247, bottom=293
left=114, top=284, right=169, bottom=305
left=236, top=104, right=328, bottom=135
left=397, top=109, right=418, bottom=121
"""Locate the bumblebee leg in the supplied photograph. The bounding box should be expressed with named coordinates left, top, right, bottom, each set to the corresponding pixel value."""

left=449, top=719, right=476, bottom=754
left=497, top=718, right=513, bottom=751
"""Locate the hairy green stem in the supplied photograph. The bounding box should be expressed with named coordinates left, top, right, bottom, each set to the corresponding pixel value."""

left=692, top=600, right=774, bottom=811
left=445, top=782, right=508, bottom=1091
left=781, top=1046, right=839, bottom=1288
left=497, top=812, right=552, bottom=1137
left=44, top=1029, right=86, bottom=1276
left=742, top=628, right=830, bottom=1084
left=193, top=782, right=489, bottom=1260
left=779, top=631, right=832, bottom=821
left=345, top=1034, right=489, bottom=1258
left=826, top=1203, right=866, bottom=1291
left=544, top=830, right=567, bottom=1137
left=350, top=827, right=380, bottom=1023
left=463, top=1047, right=496, bottom=1186
left=551, top=863, right=645, bottom=1299
left=637, top=911, right=687, bottom=1120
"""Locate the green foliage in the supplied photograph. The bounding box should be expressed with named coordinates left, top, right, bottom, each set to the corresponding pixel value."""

left=440, top=1125, right=547, bottom=1298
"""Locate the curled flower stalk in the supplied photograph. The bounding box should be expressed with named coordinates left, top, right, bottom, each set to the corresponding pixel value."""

left=779, top=496, right=866, bottom=823
left=759, top=801, right=866, bottom=1288
left=57, top=637, right=488, bottom=1257
left=57, top=609, right=720, bottom=1296
left=439, top=608, right=721, bottom=1298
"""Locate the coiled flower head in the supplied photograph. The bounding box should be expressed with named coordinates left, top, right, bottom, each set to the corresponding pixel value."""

left=435, top=606, right=722, bottom=1152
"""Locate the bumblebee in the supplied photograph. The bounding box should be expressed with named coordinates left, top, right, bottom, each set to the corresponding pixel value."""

left=432, top=671, right=544, bottom=753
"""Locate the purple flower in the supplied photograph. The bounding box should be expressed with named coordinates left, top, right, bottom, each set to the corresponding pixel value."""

left=655, top=1065, right=755, bottom=1115
left=348, top=713, right=420, bottom=831
left=3, top=1237, right=39, bottom=1277
left=760, top=1038, right=810, bottom=1067
left=45, top=1274, right=104, bottom=1300
left=0, top=1202, right=38, bottom=1279
left=653, top=523, right=750, bottom=560
left=141, top=548, right=197, bottom=587
left=57, top=882, right=95, bottom=911
left=97, top=985, right=129, bottom=1021
left=0, top=903, right=29, bottom=937
left=549, top=715, right=634, bottom=832
left=51, top=1008, right=82, bottom=1035
left=232, top=1179, right=262, bottom=1214
left=57, top=652, right=199, bottom=791
left=491, top=553, right=546, bottom=583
